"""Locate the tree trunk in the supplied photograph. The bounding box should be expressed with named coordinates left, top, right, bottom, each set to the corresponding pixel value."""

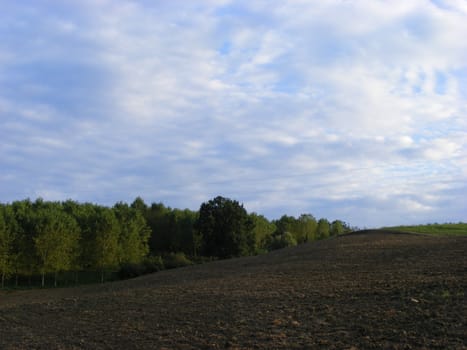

left=54, top=271, right=58, bottom=287
left=41, top=272, right=45, bottom=288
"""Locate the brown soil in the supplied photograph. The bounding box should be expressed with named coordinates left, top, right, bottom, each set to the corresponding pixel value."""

left=0, top=230, right=466, bottom=349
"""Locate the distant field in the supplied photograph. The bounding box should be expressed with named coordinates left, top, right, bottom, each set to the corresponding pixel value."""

left=383, top=223, right=467, bottom=236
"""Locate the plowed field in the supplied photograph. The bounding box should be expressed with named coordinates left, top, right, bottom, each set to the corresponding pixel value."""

left=1, top=231, right=466, bottom=349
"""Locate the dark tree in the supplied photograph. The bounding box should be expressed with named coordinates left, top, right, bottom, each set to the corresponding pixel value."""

left=130, top=197, right=148, bottom=216
left=0, top=205, right=16, bottom=288
left=145, top=202, right=172, bottom=254
left=197, top=196, right=255, bottom=258
left=273, top=215, right=296, bottom=235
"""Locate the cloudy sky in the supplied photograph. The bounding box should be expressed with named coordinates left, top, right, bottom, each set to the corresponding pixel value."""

left=1, top=0, right=466, bottom=227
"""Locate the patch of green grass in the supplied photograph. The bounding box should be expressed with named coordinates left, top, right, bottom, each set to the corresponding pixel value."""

left=383, top=223, right=467, bottom=236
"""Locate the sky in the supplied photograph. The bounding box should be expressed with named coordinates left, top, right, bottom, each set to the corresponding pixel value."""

left=1, top=0, right=466, bottom=228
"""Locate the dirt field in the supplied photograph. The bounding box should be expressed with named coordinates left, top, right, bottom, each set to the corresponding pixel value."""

left=1, top=230, right=466, bottom=349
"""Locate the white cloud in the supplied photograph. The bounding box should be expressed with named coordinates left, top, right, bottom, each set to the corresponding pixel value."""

left=0, top=1, right=466, bottom=226
left=422, top=138, right=461, bottom=160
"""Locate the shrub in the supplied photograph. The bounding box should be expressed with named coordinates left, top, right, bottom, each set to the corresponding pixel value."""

left=118, top=263, right=147, bottom=279
left=118, top=255, right=164, bottom=280
left=143, top=255, right=165, bottom=273
left=266, top=232, right=297, bottom=251
left=163, top=252, right=193, bottom=269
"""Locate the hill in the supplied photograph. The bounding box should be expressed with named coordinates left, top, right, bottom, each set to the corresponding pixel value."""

left=0, top=230, right=466, bottom=349
left=383, top=222, right=467, bottom=236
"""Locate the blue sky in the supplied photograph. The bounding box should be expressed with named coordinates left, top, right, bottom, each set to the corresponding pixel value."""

left=1, top=0, right=466, bottom=227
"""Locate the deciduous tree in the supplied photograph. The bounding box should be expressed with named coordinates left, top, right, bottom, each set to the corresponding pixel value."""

left=0, top=205, right=16, bottom=288
left=331, top=220, right=345, bottom=236
left=250, top=213, right=276, bottom=252
left=317, top=218, right=331, bottom=239
left=197, top=196, right=255, bottom=258
left=294, top=214, right=318, bottom=243
left=113, top=202, right=150, bottom=265
left=33, top=205, right=80, bottom=287
left=92, top=207, right=120, bottom=283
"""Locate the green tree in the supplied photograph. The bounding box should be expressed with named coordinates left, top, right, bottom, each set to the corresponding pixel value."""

left=67, top=202, right=97, bottom=273
left=197, top=196, right=255, bottom=258
left=131, top=197, right=148, bottom=214
left=113, top=202, right=150, bottom=265
left=331, top=220, right=345, bottom=236
left=294, top=214, right=318, bottom=243
left=265, top=231, right=297, bottom=251
left=274, top=215, right=296, bottom=236
left=71, top=204, right=120, bottom=283
left=33, top=206, right=80, bottom=287
left=0, top=205, right=16, bottom=288
left=250, top=213, right=276, bottom=252
left=317, top=218, right=331, bottom=239
left=92, top=207, right=120, bottom=283
left=11, top=199, right=37, bottom=283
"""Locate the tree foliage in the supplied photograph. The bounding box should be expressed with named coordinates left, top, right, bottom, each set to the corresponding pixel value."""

left=317, top=218, right=331, bottom=239
left=0, top=196, right=351, bottom=287
left=295, top=214, right=318, bottom=243
left=91, top=207, right=120, bottom=283
left=0, top=205, right=16, bottom=288
left=272, top=214, right=318, bottom=244
left=33, top=205, right=80, bottom=287
left=331, top=220, right=345, bottom=236
left=250, top=213, right=276, bottom=252
left=113, top=202, right=150, bottom=265
left=197, top=196, right=255, bottom=258
left=266, top=231, right=297, bottom=251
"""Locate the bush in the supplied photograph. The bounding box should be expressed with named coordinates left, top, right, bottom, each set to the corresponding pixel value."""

left=266, top=232, right=298, bottom=251
left=143, top=255, right=165, bottom=273
left=118, top=256, right=164, bottom=280
left=191, top=255, right=218, bottom=264
left=163, top=252, right=193, bottom=269
left=118, top=263, right=147, bottom=279
left=117, top=253, right=195, bottom=281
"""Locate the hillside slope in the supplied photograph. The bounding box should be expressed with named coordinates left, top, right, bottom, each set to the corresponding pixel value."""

left=1, top=231, right=466, bottom=349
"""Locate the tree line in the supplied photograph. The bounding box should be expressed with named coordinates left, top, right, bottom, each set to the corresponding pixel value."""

left=0, top=196, right=352, bottom=288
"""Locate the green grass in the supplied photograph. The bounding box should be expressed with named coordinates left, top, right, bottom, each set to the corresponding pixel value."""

left=383, top=223, right=467, bottom=236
